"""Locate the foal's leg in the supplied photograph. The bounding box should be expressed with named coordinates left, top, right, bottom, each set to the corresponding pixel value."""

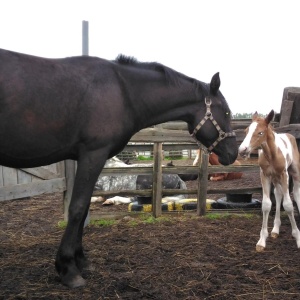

left=256, top=173, right=272, bottom=252
left=282, top=170, right=300, bottom=248
left=290, top=166, right=300, bottom=218
left=270, top=183, right=283, bottom=238
left=55, top=149, right=108, bottom=288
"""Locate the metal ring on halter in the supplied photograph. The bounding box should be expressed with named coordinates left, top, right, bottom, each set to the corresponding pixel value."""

left=191, top=97, right=236, bottom=152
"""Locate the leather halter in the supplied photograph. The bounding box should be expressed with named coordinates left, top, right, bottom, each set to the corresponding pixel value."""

left=191, top=97, right=236, bottom=152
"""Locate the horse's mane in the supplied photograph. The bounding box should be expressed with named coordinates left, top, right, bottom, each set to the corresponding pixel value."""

left=115, top=54, right=196, bottom=87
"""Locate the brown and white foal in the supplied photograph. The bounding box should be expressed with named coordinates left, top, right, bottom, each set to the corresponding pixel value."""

left=239, top=110, right=300, bottom=251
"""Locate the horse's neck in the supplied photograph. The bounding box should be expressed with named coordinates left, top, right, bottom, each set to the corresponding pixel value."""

left=128, top=74, right=200, bottom=129
left=261, top=127, right=277, bottom=161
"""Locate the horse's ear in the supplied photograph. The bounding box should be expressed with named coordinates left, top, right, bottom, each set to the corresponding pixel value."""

left=252, top=111, right=258, bottom=120
left=210, top=72, right=220, bottom=95
left=265, top=110, right=274, bottom=124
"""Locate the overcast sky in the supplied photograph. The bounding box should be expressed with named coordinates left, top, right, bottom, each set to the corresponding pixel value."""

left=1, top=0, right=299, bottom=115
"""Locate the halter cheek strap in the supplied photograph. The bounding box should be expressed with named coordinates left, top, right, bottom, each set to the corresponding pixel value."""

left=191, top=97, right=236, bottom=152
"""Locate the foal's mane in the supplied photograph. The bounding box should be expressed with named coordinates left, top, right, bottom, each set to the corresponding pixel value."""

left=115, top=54, right=200, bottom=88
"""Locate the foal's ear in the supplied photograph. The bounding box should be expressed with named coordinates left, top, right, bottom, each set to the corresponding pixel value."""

left=252, top=111, right=258, bottom=120
left=210, top=72, right=220, bottom=95
left=265, top=110, right=274, bottom=124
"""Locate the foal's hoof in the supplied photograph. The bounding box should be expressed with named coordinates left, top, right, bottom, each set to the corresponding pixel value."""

left=256, top=245, right=265, bottom=252
left=271, top=232, right=279, bottom=239
left=62, top=275, right=86, bottom=288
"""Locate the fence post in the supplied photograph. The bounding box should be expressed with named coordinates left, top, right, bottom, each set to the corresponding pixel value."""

left=197, top=149, right=209, bottom=216
left=152, top=142, right=163, bottom=217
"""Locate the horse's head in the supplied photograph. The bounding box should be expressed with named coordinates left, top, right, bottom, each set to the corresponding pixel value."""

left=189, top=73, right=238, bottom=165
left=239, top=110, right=274, bottom=159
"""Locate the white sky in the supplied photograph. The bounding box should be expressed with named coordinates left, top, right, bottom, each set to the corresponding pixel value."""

left=1, top=0, right=299, bottom=115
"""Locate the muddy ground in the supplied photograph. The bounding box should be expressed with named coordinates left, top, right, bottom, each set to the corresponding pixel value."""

left=1, top=158, right=300, bottom=299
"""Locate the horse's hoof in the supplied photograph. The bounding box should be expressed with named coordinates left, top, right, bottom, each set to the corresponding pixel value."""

left=256, top=245, right=265, bottom=252
left=62, top=275, right=86, bottom=288
left=271, top=232, right=279, bottom=239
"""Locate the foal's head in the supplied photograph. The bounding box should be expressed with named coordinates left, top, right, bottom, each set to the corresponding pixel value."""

left=238, top=110, right=274, bottom=159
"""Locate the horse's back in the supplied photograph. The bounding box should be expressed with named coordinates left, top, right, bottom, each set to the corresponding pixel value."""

left=0, top=49, right=125, bottom=167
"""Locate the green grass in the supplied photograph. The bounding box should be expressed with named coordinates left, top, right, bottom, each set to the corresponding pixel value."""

left=137, top=155, right=153, bottom=161
left=204, top=212, right=257, bottom=220
left=58, top=212, right=257, bottom=230
left=127, top=214, right=173, bottom=226
left=57, top=219, right=117, bottom=229
left=57, top=220, right=68, bottom=229
left=90, top=219, right=117, bottom=227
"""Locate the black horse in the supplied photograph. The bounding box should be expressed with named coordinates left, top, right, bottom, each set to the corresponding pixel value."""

left=0, top=49, right=238, bottom=288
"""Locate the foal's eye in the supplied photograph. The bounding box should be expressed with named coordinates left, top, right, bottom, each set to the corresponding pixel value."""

left=258, top=132, right=263, bottom=136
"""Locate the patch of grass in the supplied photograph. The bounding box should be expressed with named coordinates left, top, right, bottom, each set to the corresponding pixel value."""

left=90, top=219, right=117, bottom=227
left=58, top=219, right=118, bottom=228
left=57, top=220, right=68, bottom=229
left=205, top=212, right=257, bottom=220
left=137, top=155, right=153, bottom=161
left=140, top=215, right=173, bottom=224
left=127, top=214, right=174, bottom=226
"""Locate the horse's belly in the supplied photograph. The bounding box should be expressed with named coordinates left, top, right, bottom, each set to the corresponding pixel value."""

left=0, top=134, right=75, bottom=168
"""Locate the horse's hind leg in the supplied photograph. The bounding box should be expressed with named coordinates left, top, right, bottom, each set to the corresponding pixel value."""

left=280, top=170, right=300, bottom=248
left=55, top=149, right=108, bottom=288
left=290, top=168, right=300, bottom=219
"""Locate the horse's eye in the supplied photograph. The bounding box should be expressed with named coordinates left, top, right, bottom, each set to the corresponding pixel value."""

left=258, top=132, right=263, bottom=136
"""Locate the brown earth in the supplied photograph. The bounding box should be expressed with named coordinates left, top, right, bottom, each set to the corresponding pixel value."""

left=1, top=158, right=300, bottom=299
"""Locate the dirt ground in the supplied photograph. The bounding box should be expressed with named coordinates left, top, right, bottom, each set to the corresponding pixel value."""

left=1, top=158, right=300, bottom=299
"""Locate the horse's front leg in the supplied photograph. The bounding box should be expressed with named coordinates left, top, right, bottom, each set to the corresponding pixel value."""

left=55, top=149, right=107, bottom=288
left=256, top=174, right=272, bottom=252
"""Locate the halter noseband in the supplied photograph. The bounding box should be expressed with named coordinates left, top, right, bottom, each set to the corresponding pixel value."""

left=191, top=97, right=236, bottom=152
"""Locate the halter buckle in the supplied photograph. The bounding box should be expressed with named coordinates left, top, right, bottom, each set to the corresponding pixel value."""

left=219, top=131, right=226, bottom=139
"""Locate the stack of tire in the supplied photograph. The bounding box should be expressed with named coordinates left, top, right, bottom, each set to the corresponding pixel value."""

left=128, top=197, right=216, bottom=212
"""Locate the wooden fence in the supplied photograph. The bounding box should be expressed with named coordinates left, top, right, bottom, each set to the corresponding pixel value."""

left=2, top=93, right=300, bottom=220
left=64, top=126, right=261, bottom=220
left=0, top=162, right=65, bottom=201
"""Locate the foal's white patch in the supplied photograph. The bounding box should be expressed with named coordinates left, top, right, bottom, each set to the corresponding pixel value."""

left=276, top=133, right=293, bottom=168
left=239, top=121, right=258, bottom=153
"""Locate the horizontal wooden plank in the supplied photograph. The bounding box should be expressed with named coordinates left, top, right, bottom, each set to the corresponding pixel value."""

left=130, top=128, right=248, bottom=145
left=124, top=143, right=199, bottom=151
left=20, top=166, right=60, bottom=180
left=152, top=120, right=278, bottom=131
left=0, top=177, right=66, bottom=201
left=131, top=128, right=196, bottom=143
left=275, top=125, right=300, bottom=139
left=99, top=164, right=259, bottom=176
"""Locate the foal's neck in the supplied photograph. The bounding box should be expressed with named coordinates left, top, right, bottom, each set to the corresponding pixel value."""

left=261, top=126, right=277, bottom=162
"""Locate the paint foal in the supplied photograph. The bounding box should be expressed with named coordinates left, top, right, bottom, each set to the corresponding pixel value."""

left=239, top=110, right=300, bottom=251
